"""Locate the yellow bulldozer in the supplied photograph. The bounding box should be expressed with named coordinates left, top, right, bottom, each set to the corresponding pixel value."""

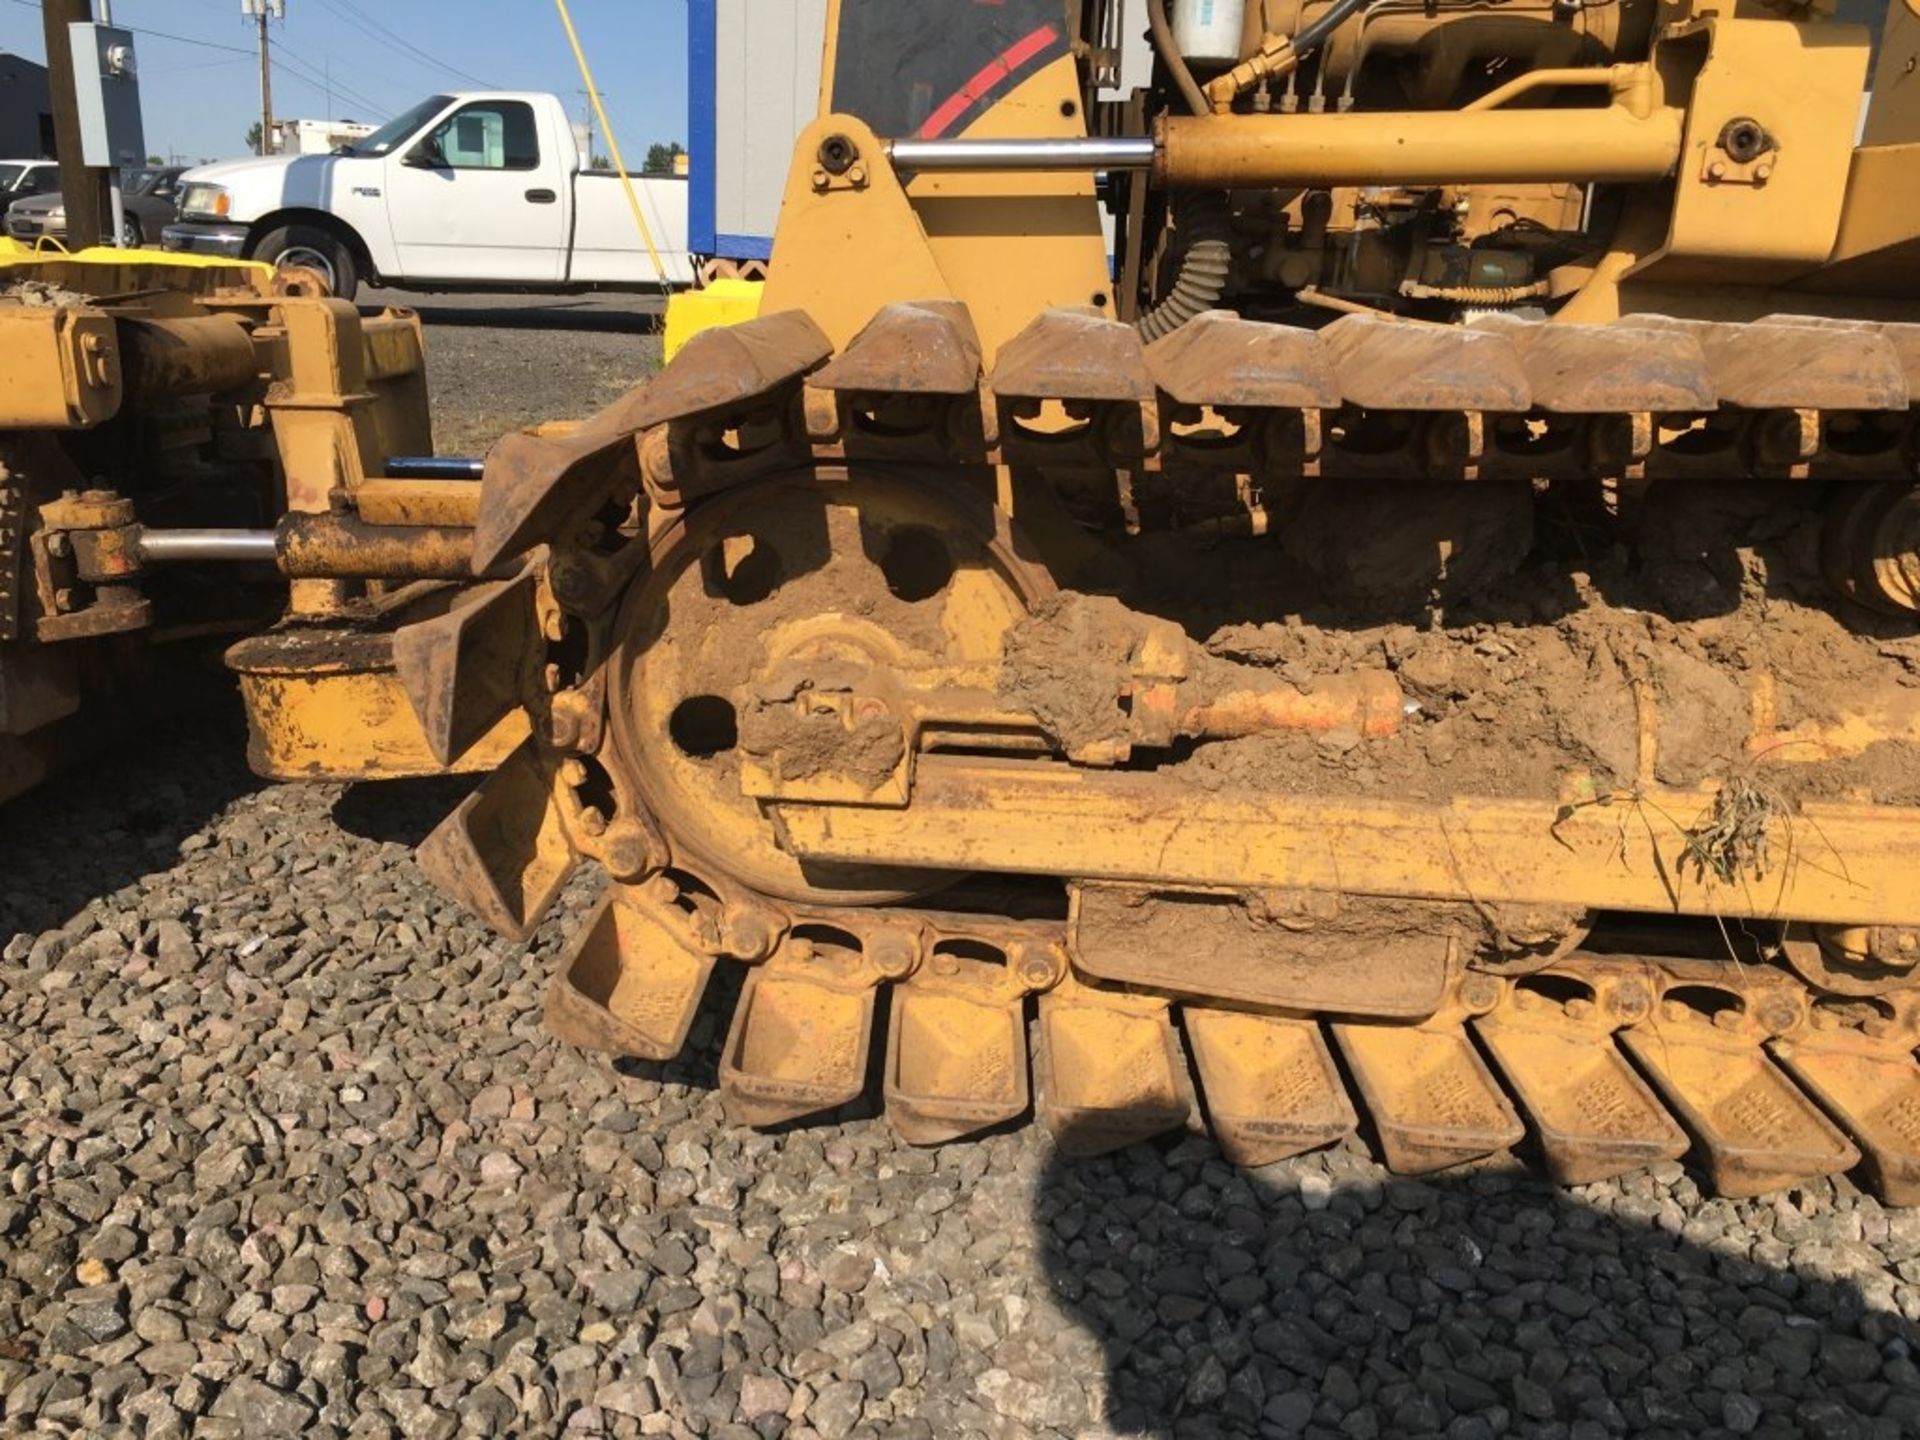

left=16, top=0, right=1920, bottom=1202
left=0, top=245, right=495, bottom=800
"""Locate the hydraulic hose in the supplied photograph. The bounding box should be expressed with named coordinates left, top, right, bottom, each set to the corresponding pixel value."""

left=1148, top=0, right=1212, bottom=117
left=1136, top=191, right=1234, bottom=342
left=1205, top=0, right=1377, bottom=108
left=1292, top=0, right=1375, bottom=59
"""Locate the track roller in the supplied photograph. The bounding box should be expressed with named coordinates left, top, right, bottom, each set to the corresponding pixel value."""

left=1183, top=1009, right=1357, bottom=1166
left=1034, top=978, right=1190, bottom=1156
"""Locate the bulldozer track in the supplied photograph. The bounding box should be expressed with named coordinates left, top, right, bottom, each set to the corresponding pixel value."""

left=538, top=859, right=1920, bottom=1205
left=394, top=300, right=1920, bottom=1204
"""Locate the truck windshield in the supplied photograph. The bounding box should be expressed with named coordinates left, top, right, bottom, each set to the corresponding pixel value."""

left=0, top=164, right=28, bottom=192
left=342, top=96, right=453, bottom=157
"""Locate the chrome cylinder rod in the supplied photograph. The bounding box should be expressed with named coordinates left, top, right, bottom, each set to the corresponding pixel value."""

left=886, top=137, right=1156, bottom=171
left=385, top=455, right=486, bottom=480
left=136, top=529, right=279, bottom=564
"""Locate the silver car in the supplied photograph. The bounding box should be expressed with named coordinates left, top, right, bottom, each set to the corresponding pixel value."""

left=5, top=167, right=187, bottom=248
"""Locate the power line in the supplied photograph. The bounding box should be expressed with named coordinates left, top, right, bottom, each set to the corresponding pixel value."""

left=272, top=41, right=387, bottom=116
left=1, top=0, right=253, bottom=58
left=310, top=0, right=496, bottom=89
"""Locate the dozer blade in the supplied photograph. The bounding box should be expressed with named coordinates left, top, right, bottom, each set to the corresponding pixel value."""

left=1773, top=1032, right=1920, bottom=1206
left=1319, top=313, right=1530, bottom=411
left=1183, top=1009, right=1356, bottom=1167
left=811, top=301, right=982, bottom=395
left=471, top=310, right=833, bottom=571
left=1034, top=981, right=1190, bottom=1155
left=884, top=973, right=1029, bottom=1146
left=544, top=888, right=715, bottom=1061
left=390, top=571, right=539, bottom=768
left=1333, top=1020, right=1525, bottom=1174
left=1624, top=316, right=1909, bottom=411
left=1474, top=1010, right=1688, bottom=1185
left=1619, top=1023, right=1860, bottom=1198
left=416, top=739, right=574, bottom=943
left=1144, top=310, right=1341, bottom=409
left=718, top=966, right=876, bottom=1129
left=990, top=307, right=1155, bottom=402
left=1474, top=314, right=1716, bottom=413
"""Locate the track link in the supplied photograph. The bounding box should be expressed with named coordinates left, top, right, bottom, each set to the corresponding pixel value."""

left=394, top=300, right=1920, bottom=1204
left=540, top=872, right=1920, bottom=1204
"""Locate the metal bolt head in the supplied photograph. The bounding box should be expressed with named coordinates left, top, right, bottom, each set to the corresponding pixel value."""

left=1013, top=942, right=1065, bottom=993
left=1458, top=974, right=1500, bottom=1014
left=867, top=931, right=918, bottom=981
left=1756, top=995, right=1800, bottom=1035
left=600, top=823, right=660, bottom=881
left=1608, top=982, right=1651, bottom=1024
left=724, top=909, right=778, bottom=963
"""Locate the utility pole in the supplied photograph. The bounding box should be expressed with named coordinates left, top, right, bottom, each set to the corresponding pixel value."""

left=41, top=0, right=111, bottom=248
left=243, top=0, right=283, bottom=155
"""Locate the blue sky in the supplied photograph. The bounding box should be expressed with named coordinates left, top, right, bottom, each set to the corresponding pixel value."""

left=0, top=0, right=688, bottom=163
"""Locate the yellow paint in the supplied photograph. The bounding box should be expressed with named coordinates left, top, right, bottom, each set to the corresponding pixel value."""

left=662, top=278, right=764, bottom=362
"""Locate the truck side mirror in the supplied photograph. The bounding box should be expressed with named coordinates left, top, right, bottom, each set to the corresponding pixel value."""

left=402, top=139, right=445, bottom=170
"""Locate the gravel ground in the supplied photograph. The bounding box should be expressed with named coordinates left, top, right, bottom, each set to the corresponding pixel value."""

left=365, top=288, right=667, bottom=457
left=4, top=305, right=1920, bottom=1438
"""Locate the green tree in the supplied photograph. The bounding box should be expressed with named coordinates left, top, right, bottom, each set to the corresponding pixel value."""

left=246, top=122, right=263, bottom=156
left=642, top=141, right=685, bottom=175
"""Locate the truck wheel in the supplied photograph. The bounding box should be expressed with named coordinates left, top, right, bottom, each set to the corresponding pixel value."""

left=252, top=224, right=358, bottom=301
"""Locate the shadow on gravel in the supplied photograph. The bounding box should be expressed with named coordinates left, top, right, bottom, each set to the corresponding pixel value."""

left=382, top=300, right=664, bottom=336
left=0, top=709, right=261, bottom=939
left=329, top=772, right=483, bottom=849
left=1037, top=1138, right=1920, bottom=1438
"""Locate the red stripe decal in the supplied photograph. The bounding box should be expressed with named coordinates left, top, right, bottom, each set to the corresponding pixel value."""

left=916, top=23, right=1061, bottom=139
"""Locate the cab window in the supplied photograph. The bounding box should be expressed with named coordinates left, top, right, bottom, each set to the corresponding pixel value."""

left=427, top=101, right=540, bottom=171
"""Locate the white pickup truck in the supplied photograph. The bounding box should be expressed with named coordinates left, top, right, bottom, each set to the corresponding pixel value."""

left=161, top=91, right=693, bottom=300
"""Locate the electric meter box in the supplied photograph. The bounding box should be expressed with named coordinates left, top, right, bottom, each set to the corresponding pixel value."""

left=67, top=24, right=146, bottom=169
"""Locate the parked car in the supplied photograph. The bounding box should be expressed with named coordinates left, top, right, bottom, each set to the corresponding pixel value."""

left=0, top=160, right=59, bottom=210
left=5, top=166, right=187, bottom=248
left=162, top=91, right=692, bottom=300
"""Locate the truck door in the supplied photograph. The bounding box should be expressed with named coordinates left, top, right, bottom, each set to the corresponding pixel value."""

left=385, top=98, right=569, bottom=282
